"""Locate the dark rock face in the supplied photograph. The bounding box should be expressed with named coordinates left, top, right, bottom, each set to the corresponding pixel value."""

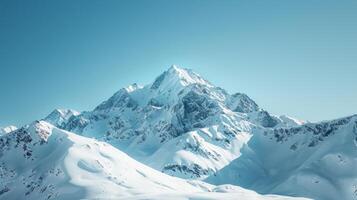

left=265, top=115, right=357, bottom=146
left=257, top=111, right=279, bottom=128
left=63, top=116, right=89, bottom=133
left=157, top=122, right=180, bottom=142
left=183, top=141, right=221, bottom=161
left=176, top=91, right=220, bottom=131
left=151, top=71, right=167, bottom=89
left=0, top=128, right=34, bottom=159
left=162, top=163, right=213, bottom=178
left=0, top=186, right=10, bottom=196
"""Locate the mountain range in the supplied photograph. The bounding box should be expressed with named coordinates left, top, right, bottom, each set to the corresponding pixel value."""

left=1, top=65, right=355, bottom=200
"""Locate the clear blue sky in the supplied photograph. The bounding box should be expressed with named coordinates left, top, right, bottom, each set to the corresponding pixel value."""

left=0, top=0, right=356, bottom=127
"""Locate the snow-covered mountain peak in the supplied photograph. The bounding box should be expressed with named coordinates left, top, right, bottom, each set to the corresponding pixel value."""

left=125, top=83, right=142, bottom=93
left=94, top=65, right=221, bottom=112
left=151, top=65, right=213, bottom=90
left=44, top=66, right=307, bottom=180
left=44, top=108, right=80, bottom=127
left=27, top=120, right=54, bottom=141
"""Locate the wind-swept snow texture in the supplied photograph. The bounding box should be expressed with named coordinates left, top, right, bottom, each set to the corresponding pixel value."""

left=0, top=121, right=308, bottom=200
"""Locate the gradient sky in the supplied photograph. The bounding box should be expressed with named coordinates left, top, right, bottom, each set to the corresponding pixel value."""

left=0, top=0, right=356, bottom=127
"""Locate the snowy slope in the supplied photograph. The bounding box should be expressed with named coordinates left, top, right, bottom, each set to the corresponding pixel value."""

left=144, top=125, right=252, bottom=179
left=0, top=121, right=308, bottom=200
left=0, top=125, right=17, bottom=136
left=206, top=115, right=357, bottom=200
left=45, top=65, right=301, bottom=179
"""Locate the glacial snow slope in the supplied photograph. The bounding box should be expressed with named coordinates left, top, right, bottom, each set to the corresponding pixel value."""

left=0, top=121, right=308, bottom=200
left=206, top=115, right=357, bottom=200
left=46, top=65, right=301, bottom=179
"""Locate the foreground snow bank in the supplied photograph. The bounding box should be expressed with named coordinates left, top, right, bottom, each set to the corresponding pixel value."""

left=0, top=121, right=309, bottom=200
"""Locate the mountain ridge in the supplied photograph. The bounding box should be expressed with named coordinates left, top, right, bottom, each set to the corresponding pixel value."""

left=43, top=66, right=304, bottom=180
left=3, top=65, right=354, bottom=200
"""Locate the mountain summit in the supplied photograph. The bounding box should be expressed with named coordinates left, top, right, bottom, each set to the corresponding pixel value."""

left=151, top=65, right=213, bottom=90
left=45, top=65, right=302, bottom=180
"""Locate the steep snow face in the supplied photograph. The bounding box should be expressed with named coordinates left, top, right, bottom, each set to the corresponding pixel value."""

left=227, top=93, right=259, bottom=113
left=44, top=109, right=80, bottom=128
left=206, top=115, right=357, bottom=200
left=0, top=121, right=308, bottom=200
left=0, top=126, right=17, bottom=136
left=49, top=65, right=301, bottom=179
left=144, top=125, right=253, bottom=179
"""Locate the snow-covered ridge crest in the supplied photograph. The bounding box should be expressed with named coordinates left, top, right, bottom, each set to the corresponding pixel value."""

left=151, top=65, right=213, bottom=90
left=125, top=83, right=142, bottom=93
left=0, top=125, right=17, bottom=135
